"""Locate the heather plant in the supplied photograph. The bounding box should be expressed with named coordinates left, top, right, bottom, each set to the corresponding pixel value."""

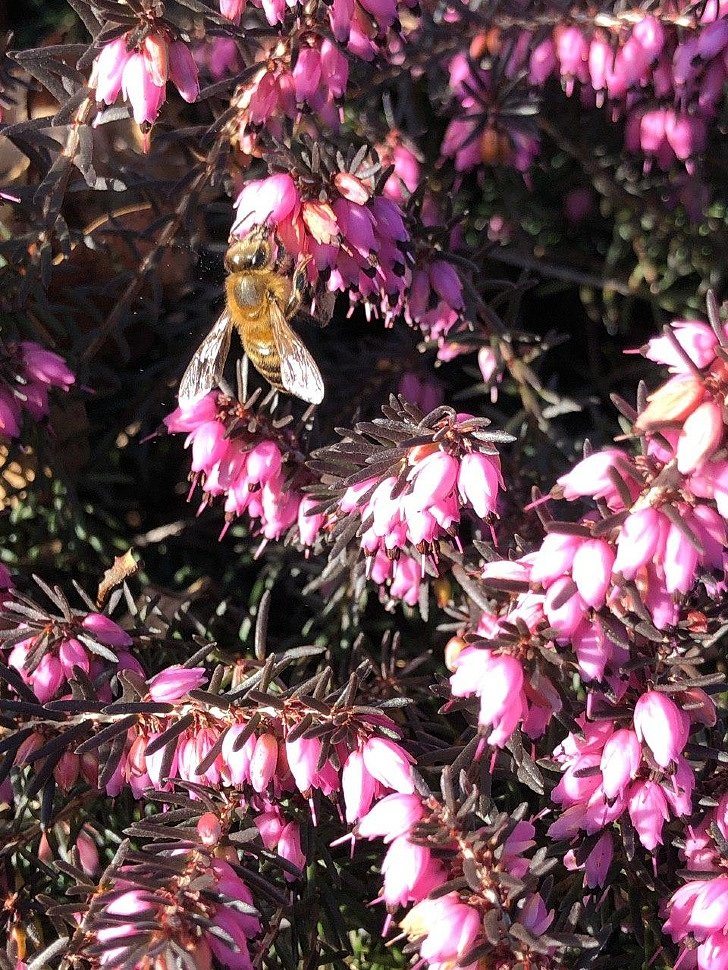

left=4, top=0, right=728, bottom=968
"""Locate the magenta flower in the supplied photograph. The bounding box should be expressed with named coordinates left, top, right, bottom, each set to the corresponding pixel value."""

left=93, top=29, right=198, bottom=133
left=599, top=728, right=642, bottom=800
left=362, top=736, right=415, bottom=794
left=628, top=780, right=669, bottom=851
left=147, top=666, right=206, bottom=703
left=357, top=792, right=425, bottom=842
left=451, top=648, right=527, bottom=746
left=633, top=690, right=690, bottom=767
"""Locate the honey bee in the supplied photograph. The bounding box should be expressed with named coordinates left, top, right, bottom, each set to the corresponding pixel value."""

left=179, top=227, right=324, bottom=406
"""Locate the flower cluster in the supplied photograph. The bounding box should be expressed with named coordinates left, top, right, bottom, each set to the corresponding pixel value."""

left=307, top=402, right=512, bottom=581
left=0, top=341, right=74, bottom=440
left=85, top=847, right=260, bottom=968
left=663, top=793, right=728, bottom=970
left=547, top=689, right=705, bottom=881
left=112, top=664, right=416, bottom=825
left=354, top=791, right=559, bottom=969
left=444, top=312, right=728, bottom=764
left=164, top=391, right=313, bottom=542
left=0, top=592, right=138, bottom=704
left=233, top=37, right=349, bottom=152
left=220, top=0, right=416, bottom=59
left=232, top=169, right=410, bottom=325
left=443, top=10, right=728, bottom=175
left=92, top=28, right=199, bottom=133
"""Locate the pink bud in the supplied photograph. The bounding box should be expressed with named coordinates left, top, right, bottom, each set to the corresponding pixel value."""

left=634, top=691, right=690, bottom=767
left=94, top=36, right=131, bottom=105
left=250, top=734, right=278, bottom=792
left=55, top=751, right=80, bottom=790
left=600, top=728, right=642, bottom=799
left=362, top=736, right=415, bottom=794
left=197, top=812, right=222, bottom=846
left=342, top=749, right=376, bottom=823
left=147, top=666, right=206, bottom=702
left=677, top=401, right=724, bottom=474
left=628, top=780, right=669, bottom=851
left=278, top=821, right=306, bottom=880
left=584, top=831, right=613, bottom=889
left=82, top=613, right=133, bottom=646
left=168, top=41, right=200, bottom=103
left=59, top=637, right=90, bottom=676
left=77, top=826, right=100, bottom=876
left=255, top=807, right=284, bottom=849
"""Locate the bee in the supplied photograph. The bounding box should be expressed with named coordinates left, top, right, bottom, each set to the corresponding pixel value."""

left=179, top=226, right=324, bottom=406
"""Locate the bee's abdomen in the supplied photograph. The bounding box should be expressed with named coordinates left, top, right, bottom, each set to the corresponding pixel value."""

left=238, top=318, right=284, bottom=390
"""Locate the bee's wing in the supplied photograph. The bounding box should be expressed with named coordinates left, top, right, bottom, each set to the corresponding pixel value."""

left=178, top=310, right=233, bottom=405
left=269, top=300, right=324, bottom=405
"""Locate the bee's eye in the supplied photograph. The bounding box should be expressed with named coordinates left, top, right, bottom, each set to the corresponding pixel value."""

left=248, top=246, right=269, bottom=269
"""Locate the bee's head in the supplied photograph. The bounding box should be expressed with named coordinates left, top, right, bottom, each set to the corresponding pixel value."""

left=225, top=226, right=273, bottom=272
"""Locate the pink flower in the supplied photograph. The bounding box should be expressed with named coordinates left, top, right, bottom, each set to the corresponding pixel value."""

left=457, top=452, right=502, bottom=518
left=249, top=734, right=278, bottom=792
left=357, top=792, right=425, bottom=842
left=628, top=780, right=669, bottom=851
left=556, top=449, right=632, bottom=505
left=278, top=822, right=306, bottom=880
left=381, top=837, right=444, bottom=907
left=362, top=736, right=415, bottom=794
left=613, top=508, right=664, bottom=579
left=634, top=691, right=689, bottom=768
left=677, top=401, right=724, bottom=474
left=147, top=666, right=206, bottom=703
left=93, top=36, right=132, bottom=105
left=599, top=728, right=641, bottom=800
left=643, top=320, right=718, bottom=372
left=342, top=749, right=376, bottom=823
left=401, top=894, right=480, bottom=964
left=20, top=342, right=74, bottom=389
left=451, top=648, right=526, bottom=746
left=571, top=539, right=615, bottom=608
left=286, top=735, right=322, bottom=793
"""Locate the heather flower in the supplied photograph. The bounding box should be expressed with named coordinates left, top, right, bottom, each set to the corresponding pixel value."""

left=0, top=340, right=74, bottom=440
left=165, top=392, right=314, bottom=542
left=232, top=168, right=409, bottom=325
left=92, top=29, right=199, bottom=133
left=400, top=894, right=480, bottom=965
left=633, top=690, right=690, bottom=768
left=450, top=648, right=527, bottom=746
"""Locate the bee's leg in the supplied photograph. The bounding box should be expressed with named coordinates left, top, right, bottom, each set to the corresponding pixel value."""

left=286, top=255, right=312, bottom=316
left=274, top=249, right=294, bottom=274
